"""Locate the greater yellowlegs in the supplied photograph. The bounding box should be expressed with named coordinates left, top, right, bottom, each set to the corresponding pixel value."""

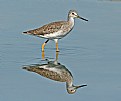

left=23, top=10, right=88, bottom=52
left=23, top=52, right=87, bottom=94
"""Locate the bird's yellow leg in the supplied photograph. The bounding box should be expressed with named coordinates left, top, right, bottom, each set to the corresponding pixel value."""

left=56, top=51, right=59, bottom=60
left=41, top=43, right=46, bottom=52
left=41, top=51, right=45, bottom=59
left=41, top=39, right=49, bottom=52
left=56, top=42, right=59, bottom=52
left=54, top=39, right=59, bottom=52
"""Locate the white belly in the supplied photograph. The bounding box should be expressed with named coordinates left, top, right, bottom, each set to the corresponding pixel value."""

left=38, top=30, right=69, bottom=39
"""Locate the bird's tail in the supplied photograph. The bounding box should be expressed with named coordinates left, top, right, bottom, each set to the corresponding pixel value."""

left=23, top=30, right=34, bottom=34
left=23, top=65, right=44, bottom=74
left=23, top=66, right=34, bottom=72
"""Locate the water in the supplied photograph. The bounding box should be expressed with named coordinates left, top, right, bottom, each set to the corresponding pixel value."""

left=0, top=0, right=121, bottom=101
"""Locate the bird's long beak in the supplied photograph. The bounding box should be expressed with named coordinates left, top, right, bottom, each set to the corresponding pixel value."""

left=77, top=15, right=88, bottom=21
left=76, top=84, right=87, bottom=89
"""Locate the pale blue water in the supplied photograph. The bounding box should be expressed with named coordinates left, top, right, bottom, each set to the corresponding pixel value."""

left=0, top=0, right=121, bottom=101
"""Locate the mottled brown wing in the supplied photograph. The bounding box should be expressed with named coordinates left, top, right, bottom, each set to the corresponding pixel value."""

left=23, top=66, right=66, bottom=82
left=23, top=21, right=66, bottom=36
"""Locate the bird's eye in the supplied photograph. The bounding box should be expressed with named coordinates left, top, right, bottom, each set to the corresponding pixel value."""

left=72, top=13, right=74, bottom=15
left=71, top=90, right=74, bottom=92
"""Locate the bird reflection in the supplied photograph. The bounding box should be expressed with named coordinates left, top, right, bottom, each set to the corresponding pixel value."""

left=23, top=52, right=87, bottom=94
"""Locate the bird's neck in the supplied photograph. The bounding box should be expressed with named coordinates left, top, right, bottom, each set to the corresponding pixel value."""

left=66, top=81, right=73, bottom=88
left=68, top=17, right=75, bottom=28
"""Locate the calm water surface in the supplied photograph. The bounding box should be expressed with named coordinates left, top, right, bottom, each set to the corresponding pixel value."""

left=0, top=0, right=121, bottom=101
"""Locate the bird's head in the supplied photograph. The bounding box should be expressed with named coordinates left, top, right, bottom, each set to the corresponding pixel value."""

left=67, top=84, right=87, bottom=94
left=68, top=10, right=88, bottom=21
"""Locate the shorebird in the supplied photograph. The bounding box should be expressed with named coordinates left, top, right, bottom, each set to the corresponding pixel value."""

left=23, top=10, right=88, bottom=52
left=23, top=53, right=87, bottom=94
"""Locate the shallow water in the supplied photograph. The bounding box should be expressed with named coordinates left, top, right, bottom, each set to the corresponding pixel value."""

left=0, top=0, right=121, bottom=101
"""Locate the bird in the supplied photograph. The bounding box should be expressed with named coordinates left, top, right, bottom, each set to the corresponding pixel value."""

left=23, top=55, right=87, bottom=94
left=23, top=10, right=88, bottom=52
